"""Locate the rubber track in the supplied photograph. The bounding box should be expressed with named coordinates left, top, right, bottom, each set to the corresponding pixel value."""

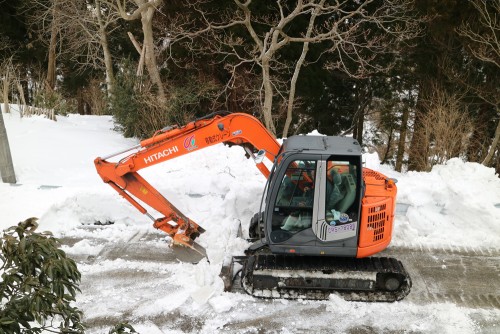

left=239, top=254, right=412, bottom=302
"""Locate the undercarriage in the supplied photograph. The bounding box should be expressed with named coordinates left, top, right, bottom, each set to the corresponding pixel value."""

left=222, top=253, right=411, bottom=302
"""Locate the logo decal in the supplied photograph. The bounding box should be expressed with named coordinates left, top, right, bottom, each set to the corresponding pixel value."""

left=183, top=135, right=198, bottom=151
left=339, top=213, right=349, bottom=223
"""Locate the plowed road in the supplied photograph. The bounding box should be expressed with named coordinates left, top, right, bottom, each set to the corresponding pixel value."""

left=62, top=227, right=500, bottom=333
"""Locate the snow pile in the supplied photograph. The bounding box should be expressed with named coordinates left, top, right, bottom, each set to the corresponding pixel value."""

left=394, top=159, right=500, bottom=248
left=363, top=153, right=500, bottom=249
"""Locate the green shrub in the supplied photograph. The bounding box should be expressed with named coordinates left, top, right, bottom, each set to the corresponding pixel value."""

left=0, top=218, right=84, bottom=334
left=106, top=59, right=142, bottom=137
left=31, top=89, right=75, bottom=118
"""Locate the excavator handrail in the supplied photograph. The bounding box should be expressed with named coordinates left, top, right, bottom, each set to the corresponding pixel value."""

left=94, top=112, right=281, bottom=252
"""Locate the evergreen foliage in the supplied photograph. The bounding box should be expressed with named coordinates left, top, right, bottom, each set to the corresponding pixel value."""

left=0, top=218, right=84, bottom=334
left=107, top=59, right=142, bottom=138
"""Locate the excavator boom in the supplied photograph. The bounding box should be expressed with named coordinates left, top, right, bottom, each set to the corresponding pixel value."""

left=94, top=112, right=280, bottom=258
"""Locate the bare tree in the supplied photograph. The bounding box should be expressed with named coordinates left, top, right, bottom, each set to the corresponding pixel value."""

left=413, top=84, right=472, bottom=171
left=26, top=0, right=119, bottom=97
left=24, top=0, right=67, bottom=90
left=104, top=0, right=166, bottom=102
left=457, top=0, right=500, bottom=68
left=456, top=0, right=500, bottom=167
left=61, top=0, right=120, bottom=97
left=23, top=0, right=76, bottom=94
left=173, top=0, right=421, bottom=136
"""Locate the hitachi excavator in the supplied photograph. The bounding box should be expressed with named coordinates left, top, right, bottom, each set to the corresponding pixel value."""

left=94, top=112, right=411, bottom=302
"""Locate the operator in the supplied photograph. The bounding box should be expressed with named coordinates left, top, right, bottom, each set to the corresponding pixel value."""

left=280, top=181, right=314, bottom=231
left=326, top=169, right=344, bottom=209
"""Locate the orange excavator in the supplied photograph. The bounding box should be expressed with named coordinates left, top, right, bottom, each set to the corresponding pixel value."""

left=94, top=112, right=411, bottom=301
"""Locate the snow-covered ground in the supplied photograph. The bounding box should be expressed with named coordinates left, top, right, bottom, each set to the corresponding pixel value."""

left=1, top=107, right=499, bottom=333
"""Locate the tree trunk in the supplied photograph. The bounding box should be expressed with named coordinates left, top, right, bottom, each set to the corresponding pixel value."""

left=282, top=1, right=323, bottom=138
left=96, top=0, right=114, bottom=97
left=46, top=1, right=58, bottom=90
left=408, top=111, right=427, bottom=171
left=282, top=48, right=307, bottom=138
left=494, top=149, right=500, bottom=176
left=408, top=82, right=430, bottom=171
left=395, top=106, right=410, bottom=172
left=0, top=105, right=16, bottom=183
left=355, top=108, right=364, bottom=146
left=77, top=89, right=84, bottom=115
left=352, top=82, right=371, bottom=145
left=482, top=110, right=500, bottom=166
left=381, top=130, right=393, bottom=165
left=261, top=55, right=276, bottom=135
left=2, top=66, right=10, bottom=114
left=141, top=6, right=166, bottom=102
left=467, top=104, right=490, bottom=162
left=16, top=80, right=26, bottom=116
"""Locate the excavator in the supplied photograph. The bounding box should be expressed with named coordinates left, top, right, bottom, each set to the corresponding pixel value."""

left=94, top=111, right=411, bottom=302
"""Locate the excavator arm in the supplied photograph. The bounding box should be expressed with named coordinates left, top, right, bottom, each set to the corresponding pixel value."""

left=94, top=112, right=280, bottom=257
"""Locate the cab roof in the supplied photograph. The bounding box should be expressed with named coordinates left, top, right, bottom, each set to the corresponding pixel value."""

left=282, top=135, right=362, bottom=157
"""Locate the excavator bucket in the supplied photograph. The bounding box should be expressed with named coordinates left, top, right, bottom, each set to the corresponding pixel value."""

left=172, top=242, right=207, bottom=263
left=171, top=234, right=207, bottom=263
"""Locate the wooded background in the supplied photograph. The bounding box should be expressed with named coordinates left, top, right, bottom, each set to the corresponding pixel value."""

left=1, top=0, right=499, bottom=174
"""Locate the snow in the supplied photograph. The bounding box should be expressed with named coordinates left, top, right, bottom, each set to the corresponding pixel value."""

left=1, top=106, right=500, bottom=333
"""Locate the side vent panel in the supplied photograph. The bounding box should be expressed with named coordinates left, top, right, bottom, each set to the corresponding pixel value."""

left=359, top=198, right=392, bottom=248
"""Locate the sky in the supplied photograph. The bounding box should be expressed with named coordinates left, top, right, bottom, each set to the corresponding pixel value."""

left=1, top=106, right=499, bottom=333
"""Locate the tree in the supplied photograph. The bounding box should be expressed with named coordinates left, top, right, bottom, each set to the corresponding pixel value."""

left=0, top=218, right=84, bottom=333
left=23, top=0, right=68, bottom=91
left=407, top=0, right=463, bottom=171
left=110, top=0, right=166, bottom=102
left=456, top=0, right=500, bottom=167
left=0, top=103, right=16, bottom=183
left=173, top=0, right=422, bottom=136
left=60, top=0, right=121, bottom=97
left=413, top=83, right=472, bottom=171
left=46, top=0, right=60, bottom=90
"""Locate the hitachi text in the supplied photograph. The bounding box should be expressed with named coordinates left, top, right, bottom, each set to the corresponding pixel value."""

left=144, top=146, right=179, bottom=164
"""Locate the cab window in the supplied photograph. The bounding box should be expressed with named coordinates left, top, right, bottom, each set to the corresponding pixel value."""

left=325, top=159, right=358, bottom=225
left=272, top=160, right=316, bottom=234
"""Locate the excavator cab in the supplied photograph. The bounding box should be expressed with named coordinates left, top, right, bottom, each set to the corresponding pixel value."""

left=253, top=136, right=363, bottom=257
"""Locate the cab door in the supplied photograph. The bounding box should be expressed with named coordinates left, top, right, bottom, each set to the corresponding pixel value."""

left=312, top=155, right=361, bottom=256
left=266, top=155, right=321, bottom=252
